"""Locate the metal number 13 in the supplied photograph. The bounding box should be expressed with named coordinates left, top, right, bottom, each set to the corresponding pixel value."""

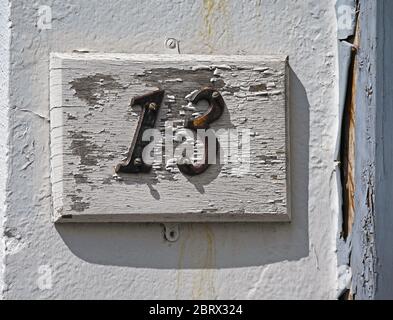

left=115, top=88, right=225, bottom=176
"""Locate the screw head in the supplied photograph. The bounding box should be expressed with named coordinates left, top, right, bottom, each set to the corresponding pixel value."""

left=212, top=91, right=220, bottom=99
left=134, top=158, right=142, bottom=166
left=165, top=38, right=177, bottom=50
left=178, top=157, right=192, bottom=166
left=148, top=102, right=158, bottom=111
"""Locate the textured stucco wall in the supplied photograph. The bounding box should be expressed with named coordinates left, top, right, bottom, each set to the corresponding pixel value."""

left=0, top=0, right=10, bottom=298
left=1, top=0, right=339, bottom=299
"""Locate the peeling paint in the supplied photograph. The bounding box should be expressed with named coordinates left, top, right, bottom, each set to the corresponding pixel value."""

left=68, top=195, right=90, bottom=212
left=70, top=131, right=99, bottom=167
left=70, top=73, right=122, bottom=107
left=350, top=0, right=380, bottom=300
left=249, top=84, right=267, bottom=92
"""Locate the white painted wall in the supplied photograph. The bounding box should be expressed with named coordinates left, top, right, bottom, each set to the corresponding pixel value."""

left=1, top=0, right=339, bottom=299
left=0, top=0, right=11, bottom=297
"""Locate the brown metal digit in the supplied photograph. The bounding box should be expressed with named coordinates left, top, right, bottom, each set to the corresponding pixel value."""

left=177, top=88, right=226, bottom=176
left=115, top=90, right=165, bottom=174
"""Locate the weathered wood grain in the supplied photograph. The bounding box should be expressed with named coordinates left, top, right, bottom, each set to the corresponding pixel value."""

left=50, top=53, right=290, bottom=222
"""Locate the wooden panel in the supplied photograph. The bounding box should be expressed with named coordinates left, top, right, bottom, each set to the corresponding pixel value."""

left=50, top=53, right=290, bottom=222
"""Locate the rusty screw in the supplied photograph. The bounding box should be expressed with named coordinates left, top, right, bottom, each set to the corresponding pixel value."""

left=134, top=158, right=142, bottom=166
left=212, top=91, right=220, bottom=99
left=178, top=157, right=192, bottom=166
left=148, top=102, right=158, bottom=112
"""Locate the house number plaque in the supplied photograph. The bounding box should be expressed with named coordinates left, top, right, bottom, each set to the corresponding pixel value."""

left=50, top=53, right=290, bottom=223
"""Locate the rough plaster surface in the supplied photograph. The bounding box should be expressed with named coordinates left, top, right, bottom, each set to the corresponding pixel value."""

left=0, top=0, right=10, bottom=299
left=2, top=0, right=338, bottom=299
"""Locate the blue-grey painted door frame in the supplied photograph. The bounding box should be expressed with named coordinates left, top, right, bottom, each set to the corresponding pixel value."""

left=352, top=0, right=393, bottom=300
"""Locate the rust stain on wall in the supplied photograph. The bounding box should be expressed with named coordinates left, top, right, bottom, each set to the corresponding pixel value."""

left=176, top=225, right=192, bottom=299
left=192, top=225, right=217, bottom=299
left=175, top=225, right=217, bottom=299
left=203, top=0, right=215, bottom=39
left=201, top=0, right=231, bottom=53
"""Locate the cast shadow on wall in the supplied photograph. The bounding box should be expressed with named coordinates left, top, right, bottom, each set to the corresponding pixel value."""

left=56, top=67, right=310, bottom=269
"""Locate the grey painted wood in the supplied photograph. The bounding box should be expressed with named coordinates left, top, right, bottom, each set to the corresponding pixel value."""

left=50, top=53, right=289, bottom=223
left=352, top=0, right=378, bottom=300
left=374, top=0, right=393, bottom=300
